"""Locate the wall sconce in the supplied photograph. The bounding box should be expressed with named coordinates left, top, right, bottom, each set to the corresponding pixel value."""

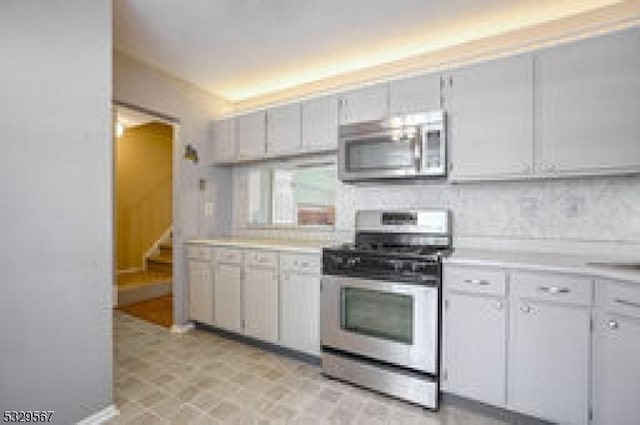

left=184, top=143, right=199, bottom=164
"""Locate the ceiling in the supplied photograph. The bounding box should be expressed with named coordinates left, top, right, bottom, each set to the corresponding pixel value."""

left=114, top=0, right=625, bottom=102
left=115, top=105, right=155, bottom=128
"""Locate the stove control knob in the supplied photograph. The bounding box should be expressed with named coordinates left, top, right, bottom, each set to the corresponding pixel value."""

left=330, top=255, right=344, bottom=265
left=346, top=257, right=360, bottom=267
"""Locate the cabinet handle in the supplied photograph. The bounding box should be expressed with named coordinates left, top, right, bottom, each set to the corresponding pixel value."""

left=300, top=262, right=310, bottom=268
left=494, top=301, right=504, bottom=310
left=615, top=298, right=640, bottom=309
left=543, top=164, right=556, bottom=172
left=608, top=320, right=619, bottom=330
left=520, top=304, right=531, bottom=313
left=464, top=279, right=490, bottom=286
left=538, top=286, right=570, bottom=294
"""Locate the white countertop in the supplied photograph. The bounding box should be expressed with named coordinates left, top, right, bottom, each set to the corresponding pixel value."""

left=186, top=238, right=330, bottom=254
left=445, top=248, right=640, bottom=284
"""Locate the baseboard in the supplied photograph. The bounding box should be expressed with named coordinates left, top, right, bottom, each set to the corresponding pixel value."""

left=76, top=404, right=118, bottom=425
left=170, top=322, right=195, bottom=334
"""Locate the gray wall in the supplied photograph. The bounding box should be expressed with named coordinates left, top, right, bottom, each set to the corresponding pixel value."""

left=113, top=51, right=233, bottom=325
left=0, top=1, right=113, bottom=424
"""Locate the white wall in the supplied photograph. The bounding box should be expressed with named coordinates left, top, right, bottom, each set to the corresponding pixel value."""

left=0, top=1, right=113, bottom=424
left=113, top=50, right=233, bottom=325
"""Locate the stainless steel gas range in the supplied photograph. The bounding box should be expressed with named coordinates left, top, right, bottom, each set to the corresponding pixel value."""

left=321, top=210, right=451, bottom=409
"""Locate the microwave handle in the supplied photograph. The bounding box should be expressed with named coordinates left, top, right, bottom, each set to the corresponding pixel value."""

left=413, top=135, right=422, bottom=171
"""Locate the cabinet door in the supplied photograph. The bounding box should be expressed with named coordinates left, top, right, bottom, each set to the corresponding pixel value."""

left=266, top=103, right=301, bottom=158
left=442, top=293, right=507, bottom=406
left=447, top=54, right=534, bottom=180
left=389, top=73, right=441, bottom=115
left=339, top=84, right=388, bottom=125
left=301, top=95, right=338, bottom=152
left=187, top=260, right=214, bottom=324
left=236, top=111, right=266, bottom=160
left=509, top=300, right=590, bottom=424
left=536, top=27, right=640, bottom=175
left=593, top=312, right=640, bottom=425
left=212, top=118, right=236, bottom=163
left=280, top=271, right=320, bottom=355
left=213, top=262, right=242, bottom=332
left=243, top=266, right=278, bottom=342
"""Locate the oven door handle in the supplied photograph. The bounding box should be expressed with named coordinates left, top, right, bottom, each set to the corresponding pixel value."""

left=324, top=275, right=437, bottom=296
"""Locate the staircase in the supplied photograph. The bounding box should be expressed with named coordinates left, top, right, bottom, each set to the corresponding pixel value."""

left=146, top=239, right=173, bottom=273
left=116, top=233, right=173, bottom=307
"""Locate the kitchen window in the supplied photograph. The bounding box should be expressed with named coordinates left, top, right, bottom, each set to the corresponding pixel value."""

left=247, top=162, right=336, bottom=227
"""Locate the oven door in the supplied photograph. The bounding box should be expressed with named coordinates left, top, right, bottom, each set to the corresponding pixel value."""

left=321, top=275, right=438, bottom=374
left=338, top=129, right=422, bottom=181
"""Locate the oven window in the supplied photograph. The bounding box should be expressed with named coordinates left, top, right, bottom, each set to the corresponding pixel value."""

left=346, top=137, right=415, bottom=171
left=341, top=287, right=413, bottom=344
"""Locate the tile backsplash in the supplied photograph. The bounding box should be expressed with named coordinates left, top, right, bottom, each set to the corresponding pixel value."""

left=232, top=164, right=640, bottom=248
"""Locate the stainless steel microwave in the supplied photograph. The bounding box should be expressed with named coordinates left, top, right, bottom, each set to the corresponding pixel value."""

left=338, top=110, right=446, bottom=182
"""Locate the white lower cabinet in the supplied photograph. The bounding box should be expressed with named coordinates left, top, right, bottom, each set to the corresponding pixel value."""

left=593, top=280, right=640, bottom=425
left=509, top=300, right=590, bottom=424
left=213, top=258, right=243, bottom=333
left=189, top=244, right=322, bottom=356
left=243, top=264, right=279, bottom=343
left=509, top=272, right=592, bottom=425
left=279, top=253, right=321, bottom=355
left=443, top=265, right=593, bottom=424
left=443, top=292, right=507, bottom=407
left=187, top=259, right=214, bottom=325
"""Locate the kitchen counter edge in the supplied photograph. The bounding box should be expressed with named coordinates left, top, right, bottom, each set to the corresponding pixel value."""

left=444, top=249, right=640, bottom=285
left=186, top=238, right=330, bottom=254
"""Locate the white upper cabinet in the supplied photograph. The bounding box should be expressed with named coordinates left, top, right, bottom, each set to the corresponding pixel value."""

left=389, top=73, right=442, bottom=115
left=301, top=95, right=339, bottom=152
left=236, top=111, right=266, bottom=161
left=266, top=103, right=301, bottom=158
left=339, top=83, right=389, bottom=125
left=211, top=118, right=236, bottom=163
left=446, top=54, right=534, bottom=181
left=535, top=27, right=640, bottom=176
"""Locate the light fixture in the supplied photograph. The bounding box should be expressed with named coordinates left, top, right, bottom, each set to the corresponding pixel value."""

left=115, top=121, right=124, bottom=138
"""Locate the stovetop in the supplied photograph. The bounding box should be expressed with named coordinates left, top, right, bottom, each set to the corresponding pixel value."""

left=322, top=243, right=451, bottom=284
left=334, top=242, right=450, bottom=260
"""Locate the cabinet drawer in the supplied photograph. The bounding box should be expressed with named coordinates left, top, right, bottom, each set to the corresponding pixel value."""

left=511, top=271, right=592, bottom=306
left=245, top=250, right=278, bottom=268
left=215, top=247, right=243, bottom=264
left=186, top=245, right=212, bottom=261
left=597, top=280, right=640, bottom=320
left=444, top=266, right=507, bottom=297
left=280, top=253, right=321, bottom=274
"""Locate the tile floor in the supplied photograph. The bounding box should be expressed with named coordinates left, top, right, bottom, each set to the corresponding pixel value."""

left=109, top=312, right=509, bottom=425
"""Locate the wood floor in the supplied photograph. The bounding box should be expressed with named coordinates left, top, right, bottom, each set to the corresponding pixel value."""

left=117, top=270, right=172, bottom=288
left=117, top=295, right=173, bottom=328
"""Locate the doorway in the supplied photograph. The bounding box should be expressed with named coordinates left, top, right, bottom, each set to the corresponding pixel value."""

left=113, top=104, right=176, bottom=327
